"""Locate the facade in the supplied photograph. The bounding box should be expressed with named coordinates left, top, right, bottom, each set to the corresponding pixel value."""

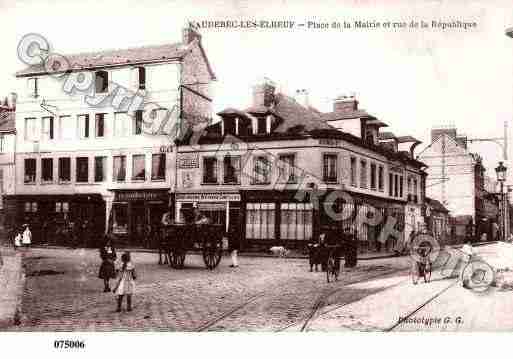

left=418, top=127, right=491, bottom=239
left=425, top=197, right=450, bottom=245
left=176, top=81, right=426, bottom=251
left=0, top=97, right=16, bottom=235
left=7, top=26, right=215, bottom=246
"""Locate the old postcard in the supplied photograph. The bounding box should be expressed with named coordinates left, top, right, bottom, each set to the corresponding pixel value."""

left=1, top=0, right=513, bottom=355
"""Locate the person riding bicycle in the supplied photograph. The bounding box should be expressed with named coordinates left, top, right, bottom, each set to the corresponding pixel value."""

left=410, top=241, right=431, bottom=284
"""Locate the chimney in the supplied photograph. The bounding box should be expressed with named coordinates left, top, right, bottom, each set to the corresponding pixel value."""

left=333, top=93, right=358, bottom=113
left=252, top=78, right=276, bottom=107
left=182, top=25, right=202, bottom=44
left=8, top=92, right=17, bottom=111
left=294, top=89, right=309, bottom=108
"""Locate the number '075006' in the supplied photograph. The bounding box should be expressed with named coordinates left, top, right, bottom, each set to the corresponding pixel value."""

left=54, top=340, right=85, bottom=349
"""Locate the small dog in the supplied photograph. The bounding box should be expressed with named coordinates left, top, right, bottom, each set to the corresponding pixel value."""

left=269, top=246, right=289, bottom=257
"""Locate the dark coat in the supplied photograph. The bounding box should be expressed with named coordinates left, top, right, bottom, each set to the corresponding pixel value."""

left=228, top=231, right=240, bottom=251
left=98, top=245, right=117, bottom=279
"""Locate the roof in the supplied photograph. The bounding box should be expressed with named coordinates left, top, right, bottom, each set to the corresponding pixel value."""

left=396, top=135, right=421, bottom=144
left=425, top=197, right=449, bottom=213
left=321, top=109, right=375, bottom=122
left=378, top=132, right=396, bottom=140
left=0, top=110, right=15, bottom=133
left=16, top=39, right=216, bottom=80
left=366, top=119, right=388, bottom=128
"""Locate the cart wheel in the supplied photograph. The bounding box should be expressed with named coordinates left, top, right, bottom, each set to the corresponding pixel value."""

left=203, top=243, right=222, bottom=270
left=423, top=262, right=432, bottom=283
left=326, top=257, right=337, bottom=283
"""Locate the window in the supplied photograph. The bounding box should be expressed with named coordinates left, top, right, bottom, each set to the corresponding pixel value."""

left=370, top=163, right=377, bottom=190
left=59, top=116, right=74, bottom=140
left=112, top=203, right=128, bottom=234
left=151, top=154, right=166, bottom=181
left=378, top=166, right=384, bottom=192
left=414, top=178, right=418, bottom=203
left=134, top=110, right=143, bottom=135
left=58, top=157, right=71, bottom=182
left=94, top=156, right=107, bottom=182
left=399, top=176, right=404, bottom=198
left=394, top=174, right=399, bottom=197
left=254, top=156, right=271, bottom=184
left=42, top=117, right=54, bottom=140
left=0, top=135, right=4, bottom=153
left=76, top=157, right=89, bottom=182
left=27, top=78, right=38, bottom=98
left=113, top=156, right=126, bottom=182
left=350, top=157, right=357, bottom=186
left=246, top=203, right=275, bottom=240
left=41, top=158, right=53, bottom=182
left=137, top=67, right=146, bottom=90
left=257, top=117, right=267, bottom=134
left=278, top=154, right=296, bottom=183
left=78, top=114, right=90, bottom=139
left=132, top=154, right=146, bottom=181
left=55, top=202, right=69, bottom=213
left=114, top=112, right=129, bottom=137
left=95, top=114, right=105, bottom=137
left=24, top=117, right=37, bottom=141
left=360, top=160, right=367, bottom=188
left=203, top=157, right=218, bottom=184
left=95, top=70, right=108, bottom=93
left=389, top=173, right=393, bottom=196
left=223, top=156, right=241, bottom=184
left=24, top=158, right=36, bottom=183
left=24, top=202, right=37, bottom=212
left=323, top=154, right=337, bottom=183
left=280, top=203, right=313, bottom=240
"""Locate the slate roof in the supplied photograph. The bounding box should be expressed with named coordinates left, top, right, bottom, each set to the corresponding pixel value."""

left=321, top=109, right=375, bottom=121
left=16, top=40, right=216, bottom=80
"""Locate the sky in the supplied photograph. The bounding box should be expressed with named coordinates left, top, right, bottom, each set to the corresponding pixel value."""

left=2, top=0, right=513, bottom=182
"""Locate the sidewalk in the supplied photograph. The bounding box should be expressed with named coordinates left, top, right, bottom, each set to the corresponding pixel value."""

left=0, top=248, right=25, bottom=328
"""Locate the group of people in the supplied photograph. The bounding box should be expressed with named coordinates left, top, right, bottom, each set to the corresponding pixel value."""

left=13, top=224, right=32, bottom=250
left=98, top=238, right=137, bottom=312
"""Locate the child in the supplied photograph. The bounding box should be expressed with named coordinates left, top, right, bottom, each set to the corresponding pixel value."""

left=14, top=230, right=22, bottom=250
left=113, top=251, right=137, bottom=312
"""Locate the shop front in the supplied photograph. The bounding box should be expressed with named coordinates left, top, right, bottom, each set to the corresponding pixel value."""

left=174, top=191, right=242, bottom=233
left=109, top=189, right=170, bottom=246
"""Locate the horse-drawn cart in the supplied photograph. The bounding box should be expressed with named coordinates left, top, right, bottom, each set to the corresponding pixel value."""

left=161, top=223, right=224, bottom=270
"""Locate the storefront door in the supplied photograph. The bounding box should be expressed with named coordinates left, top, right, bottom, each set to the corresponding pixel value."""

left=131, top=202, right=146, bottom=244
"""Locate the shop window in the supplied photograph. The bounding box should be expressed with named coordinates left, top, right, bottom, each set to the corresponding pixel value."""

left=95, top=114, right=105, bottom=137
left=95, top=70, right=108, bottom=93
left=112, top=203, right=128, bottom=234
left=280, top=203, right=313, bottom=240
left=278, top=154, right=296, bottom=183
left=223, top=156, right=241, bottom=184
left=42, top=116, right=54, bottom=140
left=350, top=157, right=357, bottom=186
left=42, top=158, right=53, bottom=182
left=132, top=154, right=146, bottom=181
left=78, top=114, right=90, bottom=139
left=95, top=156, right=107, bottom=182
left=76, top=157, right=89, bottom=182
left=151, top=154, right=166, bottom=181
left=245, top=203, right=275, bottom=240
left=253, top=156, right=271, bottom=184
left=203, top=157, right=218, bottom=184
left=58, top=157, right=71, bottom=182
left=24, top=158, right=36, bottom=184
left=378, top=165, right=384, bottom=192
left=113, top=155, right=126, bottom=182
left=56, top=201, right=69, bottom=213
left=24, top=202, right=37, bottom=212
left=323, top=154, right=337, bottom=183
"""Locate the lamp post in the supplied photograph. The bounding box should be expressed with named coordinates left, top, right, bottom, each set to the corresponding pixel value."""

left=495, top=161, right=507, bottom=241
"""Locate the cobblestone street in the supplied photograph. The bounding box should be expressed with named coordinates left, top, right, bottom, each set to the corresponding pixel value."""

left=6, top=248, right=410, bottom=331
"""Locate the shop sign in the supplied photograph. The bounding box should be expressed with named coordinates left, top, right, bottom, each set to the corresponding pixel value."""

left=115, top=191, right=168, bottom=202
left=178, top=154, right=199, bottom=169
left=176, top=192, right=241, bottom=202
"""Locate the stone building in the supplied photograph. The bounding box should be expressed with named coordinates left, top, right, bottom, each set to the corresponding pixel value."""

left=7, top=26, right=215, bottom=246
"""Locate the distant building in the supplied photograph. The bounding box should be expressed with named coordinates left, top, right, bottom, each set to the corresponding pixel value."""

left=0, top=95, right=16, bottom=233
left=425, top=197, right=450, bottom=245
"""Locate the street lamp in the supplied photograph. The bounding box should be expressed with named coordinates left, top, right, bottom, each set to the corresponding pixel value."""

left=495, top=161, right=507, bottom=240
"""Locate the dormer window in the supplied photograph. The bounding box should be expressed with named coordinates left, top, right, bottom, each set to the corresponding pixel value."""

left=224, top=118, right=237, bottom=136
left=137, top=67, right=146, bottom=90
left=95, top=70, right=108, bottom=93
left=257, top=117, right=267, bottom=135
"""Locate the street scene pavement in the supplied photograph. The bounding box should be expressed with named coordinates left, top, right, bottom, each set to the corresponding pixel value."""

left=2, top=242, right=512, bottom=332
